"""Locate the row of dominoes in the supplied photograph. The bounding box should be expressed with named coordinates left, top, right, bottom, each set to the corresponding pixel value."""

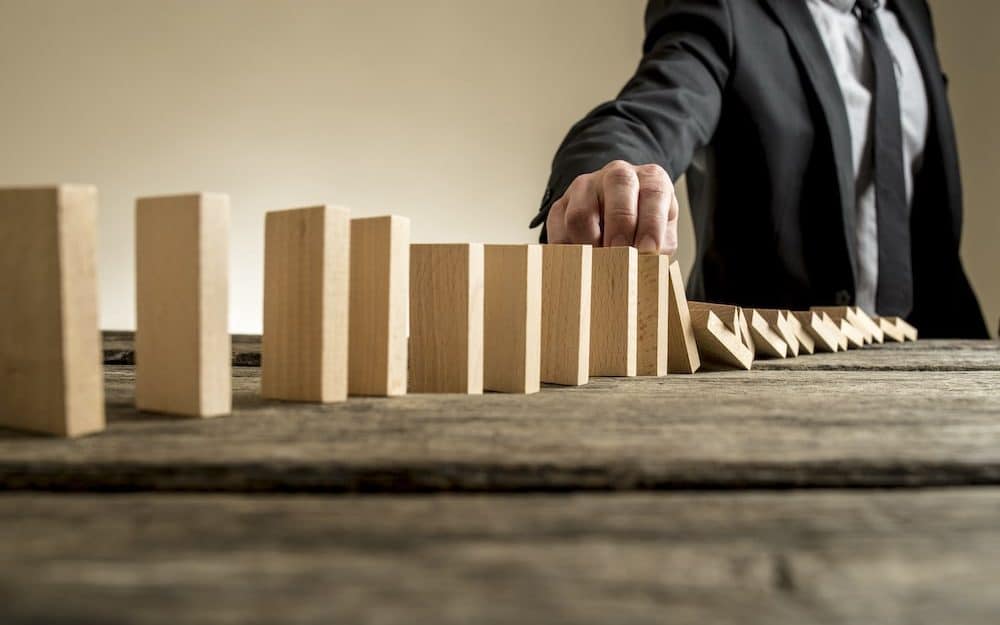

left=0, top=186, right=917, bottom=438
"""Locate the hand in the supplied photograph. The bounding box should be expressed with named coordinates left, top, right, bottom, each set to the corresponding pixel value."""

left=545, top=160, right=679, bottom=254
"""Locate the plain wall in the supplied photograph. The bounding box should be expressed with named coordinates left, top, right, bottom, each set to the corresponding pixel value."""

left=0, top=0, right=995, bottom=335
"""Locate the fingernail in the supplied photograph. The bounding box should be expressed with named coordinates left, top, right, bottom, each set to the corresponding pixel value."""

left=637, top=236, right=659, bottom=253
left=609, top=235, right=632, bottom=248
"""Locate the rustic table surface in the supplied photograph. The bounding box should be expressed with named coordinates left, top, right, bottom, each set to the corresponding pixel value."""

left=1, top=337, right=998, bottom=624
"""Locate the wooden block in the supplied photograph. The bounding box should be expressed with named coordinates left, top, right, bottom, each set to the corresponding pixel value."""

left=688, top=302, right=753, bottom=370
left=785, top=310, right=815, bottom=355
left=876, top=316, right=906, bottom=342
left=839, top=319, right=866, bottom=349
left=754, top=309, right=799, bottom=357
left=884, top=316, right=918, bottom=341
left=636, top=254, right=669, bottom=376
left=484, top=245, right=542, bottom=394
left=736, top=307, right=755, bottom=360
left=819, top=312, right=849, bottom=351
left=791, top=311, right=839, bottom=352
left=851, top=307, right=885, bottom=343
left=747, top=309, right=788, bottom=358
left=409, top=244, right=484, bottom=394
left=136, top=193, right=231, bottom=417
left=812, top=305, right=874, bottom=345
left=589, top=247, right=638, bottom=377
left=261, top=205, right=349, bottom=403
left=666, top=261, right=701, bottom=373
left=540, top=245, right=592, bottom=386
left=349, top=215, right=409, bottom=397
left=0, top=186, right=105, bottom=437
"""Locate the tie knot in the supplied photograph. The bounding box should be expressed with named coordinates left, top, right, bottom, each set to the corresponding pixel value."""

left=854, top=0, right=880, bottom=19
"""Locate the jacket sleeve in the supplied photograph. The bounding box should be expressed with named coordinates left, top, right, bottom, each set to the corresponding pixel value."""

left=530, top=0, right=734, bottom=240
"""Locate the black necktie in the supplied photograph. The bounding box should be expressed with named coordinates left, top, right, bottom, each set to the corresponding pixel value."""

left=855, top=0, right=913, bottom=316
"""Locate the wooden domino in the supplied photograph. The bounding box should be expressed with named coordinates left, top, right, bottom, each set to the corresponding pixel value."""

left=784, top=310, right=815, bottom=355
left=688, top=302, right=753, bottom=370
left=667, top=261, right=701, bottom=373
left=637, top=253, right=669, bottom=376
left=876, top=316, right=906, bottom=342
left=540, top=245, right=592, bottom=386
left=136, top=193, right=231, bottom=417
left=754, top=309, right=799, bottom=357
left=484, top=245, right=542, bottom=394
left=851, top=307, right=885, bottom=343
left=812, top=306, right=874, bottom=345
left=747, top=309, right=788, bottom=358
left=791, top=311, right=839, bottom=352
left=819, top=312, right=849, bottom=351
left=349, top=215, right=409, bottom=397
left=262, top=205, right=350, bottom=403
left=880, top=316, right=918, bottom=341
left=409, top=244, right=484, bottom=394
left=590, top=247, right=638, bottom=377
left=838, top=318, right=865, bottom=349
left=0, top=186, right=105, bottom=437
left=736, top=307, right=755, bottom=360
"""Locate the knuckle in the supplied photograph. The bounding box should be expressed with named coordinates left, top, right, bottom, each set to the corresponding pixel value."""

left=565, top=206, right=596, bottom=229
left=603, top=161, right=638, bottom=188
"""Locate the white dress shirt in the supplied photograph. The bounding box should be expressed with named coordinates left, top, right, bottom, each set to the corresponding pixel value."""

left=806, top=0, right=929, bottom=314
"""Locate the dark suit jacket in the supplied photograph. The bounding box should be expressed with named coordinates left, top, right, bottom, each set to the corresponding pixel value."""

left=531, top=0, right=988, bottom=338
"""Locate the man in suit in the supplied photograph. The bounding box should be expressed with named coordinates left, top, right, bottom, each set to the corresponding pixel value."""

left=531, top=0, right=988, bottom=338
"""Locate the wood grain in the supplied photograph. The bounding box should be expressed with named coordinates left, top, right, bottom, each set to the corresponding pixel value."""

left=667, top=261, right=700, bottom=373
left=349, top=216, right=409, bottom=397
left=409, top=244, right=484, bottom=394
left=136, top=193, right=230, bottom=417
left=0, top=186, right=104, bottom=437
left=1, top=489, right=999, bottom=625
left=589, top=247, right=638, bottom=376
left=1, top=346, right=1000, bottom=490
left=262, top=205, right=349, bottom=403
left=539, top=245, right=592, bottom=386
left=484, top=245, right=542, bottom=394
left=636, top=254, right=669, bottom=376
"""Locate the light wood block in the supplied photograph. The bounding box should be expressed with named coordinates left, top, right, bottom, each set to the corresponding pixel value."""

left=747, top=309, right=788, bottom=358
left=666, top=261, right=700, bottom=373
left=839, top=319, right=866, bottom=349
left=637, top=254, right=670, bottom=376
left=262, top=205, right=349, bottom=403
left=791, top=311, right=840, bottom=353
left=0, top=186, right=104, bottom=437
left=688, top=302, right=753, bottom=370
left=136, top=193, right=231, bottom=417
left=349, top=215, right=409, bottom=397
left=736, top=307, right=755, bottom=360
left=589, top=247, right=638, bottom=377
left=409, top=244, right=484, bottom=394
left=484, top=245, right=542, bottom=394
left=785, top=310, right=815, bottom=355
left=540, top=245, right=592, bottom=386
left=819, top=312, right=849, bottom=351
left=876, top=316, right=906, bottom=342
left=883, top=316, right=918, bottom=341
left=812, top=306, right=875, bottom=345
left=754, top=309, right=799, bottom=357
left=851, top=307, right=885, bottom=343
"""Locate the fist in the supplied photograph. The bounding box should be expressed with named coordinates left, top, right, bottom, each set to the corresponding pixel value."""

left=545, top=160, right=679, bottom=254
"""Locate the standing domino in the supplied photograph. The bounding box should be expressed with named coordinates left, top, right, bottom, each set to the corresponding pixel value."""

left=0, top=186, right=104, bottom=436
left=136, top=193, right=231, bottom=417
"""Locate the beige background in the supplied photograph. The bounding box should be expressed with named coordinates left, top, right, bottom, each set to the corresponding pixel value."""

left=0, top=0, right=995, bottom=335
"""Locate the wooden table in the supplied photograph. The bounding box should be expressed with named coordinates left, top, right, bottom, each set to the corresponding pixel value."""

left=1, top=338, right=998, bottom=624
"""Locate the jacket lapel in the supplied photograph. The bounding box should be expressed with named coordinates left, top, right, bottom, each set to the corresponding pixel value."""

left=891, top=0, right=962, bottom=238
left=762, top=0, right=858, bottom=280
